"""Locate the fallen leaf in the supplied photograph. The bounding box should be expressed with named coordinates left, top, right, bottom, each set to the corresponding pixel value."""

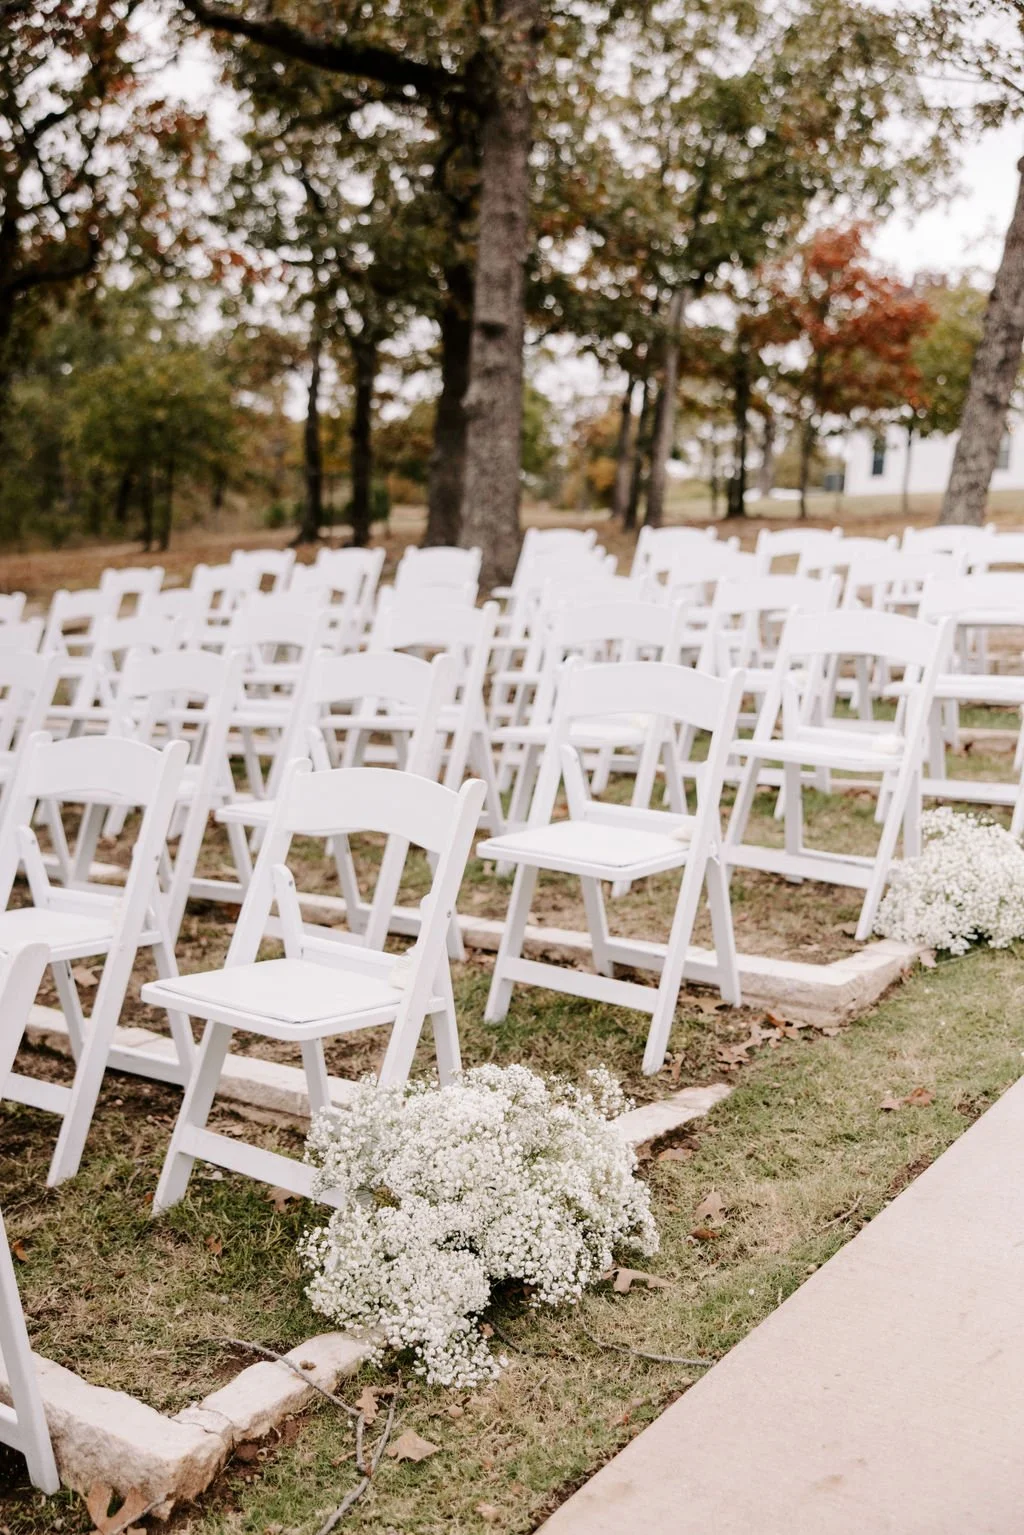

left=693, top=1191, right=726, bottom=1227
left=607, top=1266, right=672, bottom=1294
left=356, top=1385, right=380, bottom=1425
left=267, top=1186, right=299, bottom=1214
left=881, top=1086, right=935, bottom=1112
left=918, top=950, right=937, bottom=969
left=385, top=1430, right=440, bottom=1463
left=84, top=1484, right=151, bottom=1535
left=446, top=1403, right=465, bottom=1420
left=632, top=1140, right=654, bottom=1163
left=234, top=1442, right=261, bottom=1463
left=72, top=964, right=98, bottom=987
left=839, top=921, right=859, bottom=937
left=904, top=1086, right=935, bottom=1107
left=657, top=1147, right=692, bottom=1163
left=476, top=1506, right=501, bottom=1524
left=479, top=1322, right=494, bottom=1338
left=689, top=1227, right=721, bottom=1242
left=10, top=1239, right=27, bottom=1262
left=205, top=1235, right=223, bottom=1256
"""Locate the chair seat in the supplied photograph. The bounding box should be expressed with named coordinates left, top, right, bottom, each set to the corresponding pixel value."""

left=493, top=717, right=650, bottom=750
left=141, top=956, right=407, bottom=1040
left=477, top=819, right=689, bottom=879
left=733, top=730, right=906, bottom=772
left=0, top=907, right=117, bottom=960
left=216, top=795, right=273, bottom=827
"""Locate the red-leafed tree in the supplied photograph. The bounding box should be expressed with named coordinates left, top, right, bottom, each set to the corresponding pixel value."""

left=762, top=226, right=935, bottom=514
left=0, top=0, right=211, bottom=442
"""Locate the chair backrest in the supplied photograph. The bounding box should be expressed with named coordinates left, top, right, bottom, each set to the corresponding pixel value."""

left=969, top=531, right=1024, bottom=571
left=229, top=547, right=296, bottom=592
left=0, top=941, right=59, bottom=1493
left=393, top=544, right=482, bottom=602
left=226, top=601, right=332, bottom=659
left=632, top=524, right=722, bottom=579
left=0, top=733, right=188, bottom=921
left=227, top=760, right=486, bottom=972
left=664, top=546, right=757, bottom=596
left=0, top=618, right=43, bottom=654
left=528, top=659, right=745, bottom=829
left=523, top=598, right=691, bottom=727
left=41, top=588, right=118, bottom=656
left=90, top=614, right=185, bottom=699
left=918, top=572, right=1024, bottom=625
left=0, top=650, right=55, bottom=755
left=285, top=647, right=454, bottom=780
left=0, top=593, right=26, bottom=625
left=371, top=597, right=498, bottom=701
left=799, top=534, right=898, bottom=578
left=842, top=548, right=966, bottom=609
left=754, top=526, right=841, bottom=573
left=902, top=523, right=996, bottom=556
left=190, top=562, right=256, bottom=628
left=112, top=647, right=245, bottom=938
left=98, top=566, right=165, bottom=613
left=698, top=574, right=841, bottom=673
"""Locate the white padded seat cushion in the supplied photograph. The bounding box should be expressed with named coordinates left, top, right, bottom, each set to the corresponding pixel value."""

left=479, top=820, right=685, bottom=869
left=0, top=908, right=115, bottom=953
left=143, top=957, right=402, bottom=1026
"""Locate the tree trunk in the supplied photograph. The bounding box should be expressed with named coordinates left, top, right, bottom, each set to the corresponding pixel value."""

left=141, top=465, right=154, bottom=551
left=901, top=422, right=914, bottom=518
left=624, top=375, right=652, bottom=532
left=942, top=154, right=1024, bottom=525
left=798, top=418, right=815, bottom=520
left=644, top=289, right=686, bottom=529
left=726, top=344, right=751, bottom=519
left=758, top=411, right=776, bottom=500
left=425, top=262, right=474, bottom=546
left=114, top=468, right=134, bottom=526
left=611, top=375, right=636, bottom=522
left=158, top=458, right=174, bottom=552
left=296, top=330, right=324, bottom=544
left=349, top=337, right=377, bottom=548
left=458, top=0, right=539, bottom=590
left=709, top=438, right=721, bottom=521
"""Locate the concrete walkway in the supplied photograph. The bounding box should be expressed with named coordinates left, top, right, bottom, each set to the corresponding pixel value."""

left=540, top=1073, right=1024, bottom=1535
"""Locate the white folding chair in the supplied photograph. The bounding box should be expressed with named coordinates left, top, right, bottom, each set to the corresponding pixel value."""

left=224, top=603, right=332, bottom=802
left=754, top=525, right=841, bottom=575
left=370, top=597, right=503, bottom=830
left=725, top=610, right=953, bottom=940
left=393, top=544, right=481, bottom=605
left=479, top=660, right=746, bottom=1075
left=144, top=764, right=486, bottom=1208
left=0, top=594, right=26, bottom=626
left=0, top=941, right=59, bottom=1493
left=190, top=562, right=258, bottom=640
left=0, top=619, right=43, bottom=654
left=229, top=547, right=296, bottom=593
left=40, top=588, right=118, bottom=659
left=0, top=733, right=190, bottom=1183
left=312, top=546, right=385, bottom=643
left=902, top=523, right=996, bottom=557
left=98, top=565, right=165, bottom=615
left=632, top=524, right=724, bottom=582
left=210, top=649, right=454, bottom=933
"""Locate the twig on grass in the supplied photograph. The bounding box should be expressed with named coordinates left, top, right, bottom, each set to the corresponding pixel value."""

left=221, top=1338, right=359, bottom=1417
left=580, top=1324, right=715, bottom=1369
left=821, top=1194, right=864, bottom=1229
left=314, top=1391, right=399, bottom=1535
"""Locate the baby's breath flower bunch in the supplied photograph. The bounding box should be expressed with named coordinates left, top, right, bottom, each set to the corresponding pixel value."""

left=875, top=807, right=1024, bottom=955
left=299, top=1064, right=657, bottom=1388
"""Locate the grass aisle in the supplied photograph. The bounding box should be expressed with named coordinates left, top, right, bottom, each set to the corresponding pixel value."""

left=3, top=943, right=1024, bottom=1534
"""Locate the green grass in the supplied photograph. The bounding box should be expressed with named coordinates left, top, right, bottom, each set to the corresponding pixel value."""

left=4, top=940, right=1024, bottom=1533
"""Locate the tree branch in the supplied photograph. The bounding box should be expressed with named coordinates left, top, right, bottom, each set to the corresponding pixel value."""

left=178, top=0, right=460, bottom=97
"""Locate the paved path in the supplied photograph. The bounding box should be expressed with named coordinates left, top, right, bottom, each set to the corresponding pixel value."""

left=540, top=1073, right=1024, bottom=1535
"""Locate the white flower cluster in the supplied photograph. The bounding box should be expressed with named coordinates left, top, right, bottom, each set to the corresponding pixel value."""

left=299, top=1063, right=657, bottom=1388
left=875, top=807, right=1024, bottom=955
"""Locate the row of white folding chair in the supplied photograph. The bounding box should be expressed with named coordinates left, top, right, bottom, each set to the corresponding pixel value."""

left=631, top=524, right=725, bottom=583
left=0, top=593, right=26, bottom=625
left=0, top=941, right=60, bottom=1492
left=495, top=526, right=599, bottom=598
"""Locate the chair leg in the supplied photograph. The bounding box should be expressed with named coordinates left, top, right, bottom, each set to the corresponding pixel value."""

left=484, top=864, right=538, bottom=1023
left=301, top=1040, right=332, bottom=1117
left=857, top=768, right=917, bottom=941
left=705, top=855, right=741, bottom=1005
left=580, top=876, right=614, bottom=977
left=50, top=960, right=86, bottom=1060
left=429, top=962, right=462, bottom=1082
left=642, top=852, right=710, bottom=1077
left=152, top=1020, right=234, bottom=1213
left=149, top=935, right=196, bottom=1078
left=46, top=976, right=126, bottom=1186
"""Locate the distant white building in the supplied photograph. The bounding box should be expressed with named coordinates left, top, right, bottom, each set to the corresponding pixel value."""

left=843, top=420, right=1024, bottom=498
